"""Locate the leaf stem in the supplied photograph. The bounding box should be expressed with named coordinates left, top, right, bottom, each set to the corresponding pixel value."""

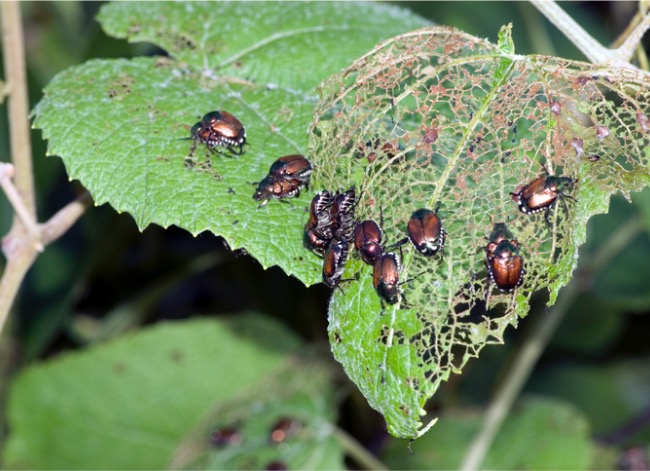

left=330, top=425, right=389, bottom=471
left=459, top=215, right=645, bottom=471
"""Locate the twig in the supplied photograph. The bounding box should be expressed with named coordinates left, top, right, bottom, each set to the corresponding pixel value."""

left=614, top=13, right=650, bottom=64
left=1, top=0, right=35, bottom=214
left=459, top=216, right=645, bottom=471
left=0, top=1, right=92, bottom=337
left=532, top=1, right=650, bottom=67
left=0, top=163, right=43, bottom=251
left=330, top=425, right=389, bottom=471
left=40, top=191, right=93, bottom=246
left=530, top=0, right=617, bottom=64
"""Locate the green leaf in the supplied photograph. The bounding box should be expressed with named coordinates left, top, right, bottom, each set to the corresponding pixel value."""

left=171, top=359, right=342, bottom=470
left=382, top=396, right=594, bottom=470
left=33, top=2, right=430, bottom=286
left=310, top=26, right=650, bottom=438
left=4, top=314, right=308, bottom=469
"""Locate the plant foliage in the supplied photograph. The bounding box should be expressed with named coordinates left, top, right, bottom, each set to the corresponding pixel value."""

left=310, top=25, right=650, bottom=438
left=33, top=1, right=429, bottom=284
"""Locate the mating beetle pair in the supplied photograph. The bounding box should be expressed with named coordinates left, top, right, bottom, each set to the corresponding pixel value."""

left=253, top=154, right=313, bottom=207
left=302, top=188, right=357, bottom=288
left=190, top=110, right=247, bottom=156
left=321, top=189, right=357, bottom=288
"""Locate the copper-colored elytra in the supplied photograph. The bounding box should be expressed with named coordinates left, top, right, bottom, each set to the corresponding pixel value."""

left=269, top=154, right=313, bottom=182
left=510, top=175, right=574, bottom=214
left=373, top=252, right=401, bottom=305
left=322, top=240, right=349, bottom=288
left=253, top=175, right=303, bottom=206
left=207, top=111, right=245, bottom=141
left=407, top=208, right=445, bottom=256
left=487, top=240, right=524, bottom=292
left=354, top=220, right=384, bottom=265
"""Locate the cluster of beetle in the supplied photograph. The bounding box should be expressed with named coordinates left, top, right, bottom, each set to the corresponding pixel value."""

left=303, top=189, right=448, bottom=310
left=209, top=417, right=299, bottom=470
left=188, top=110, right=576, bottom=307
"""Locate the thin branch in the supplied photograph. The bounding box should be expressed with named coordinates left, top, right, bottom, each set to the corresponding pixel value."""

left=40, top=191, right=93, bottom=246
left=330, top=425, right=389, bottom=471
left=0, top=0, right=92, bottom=338
left=0, top=191, right=91, bottom=338
left=0, top=163, right=43, bottom=251
left=459, top=216, right=645, bottom=471
left=614, top=13, right=650, bottom=64
left=1, top=0, right=35, bottom=215
left=530, top=0, right=616, bottom=64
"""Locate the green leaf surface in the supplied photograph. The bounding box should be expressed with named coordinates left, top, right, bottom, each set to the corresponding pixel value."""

left=33, top=1, right=429, bottom=286
left=171, top=359, right=342, bottom=470
left=4, top=314, right=304, bottom=469
left=310, top=25, right=650, bottom=438
left=382, top=397, right=594, bottom=470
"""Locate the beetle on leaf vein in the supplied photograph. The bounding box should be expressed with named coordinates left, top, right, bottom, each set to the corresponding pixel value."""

left=510, top=175, right=575, bottom=226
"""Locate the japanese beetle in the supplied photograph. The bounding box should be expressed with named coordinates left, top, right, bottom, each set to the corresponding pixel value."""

left=269, top=417, right=302, bottom=444
left=191, top=110, right=247, bottom=155
left=373, top=252, right=403, bottom=307
left=407, top=208, right=446, bottom=257
left=330, top=188, right=357, bottom=243
left=253, top=175, right=303, bottom=207
left=269, top=154, right=313, bottom=186
left=303, top=190, right=334, bottom=256
left=322, top=239, right=350, bottom=288
left=209, top=426, right=243, bottom=447
left=485, top=224, right=524, bottom=293
left=487, top=222, right=515, bottom=246
left=510, top=175, right=574, bottom=225
left=354, top=219, right=384, bottom=265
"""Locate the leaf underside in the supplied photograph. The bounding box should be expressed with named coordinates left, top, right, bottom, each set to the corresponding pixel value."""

left=309, top=25, right=650, bottom=438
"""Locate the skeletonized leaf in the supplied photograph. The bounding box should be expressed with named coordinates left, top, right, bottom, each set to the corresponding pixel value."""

left=310, top=25, right=650, bottom=438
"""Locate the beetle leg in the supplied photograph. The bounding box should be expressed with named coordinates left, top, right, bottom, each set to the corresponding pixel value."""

left=399, top=291, right=411, bottom=309
left=544, top=207, right=552, bottom=228
left=189, top=139, right=198, bottom=156
left=228, top=144, right=244, bottom=156
left=385, top=237, right=409, bottom=251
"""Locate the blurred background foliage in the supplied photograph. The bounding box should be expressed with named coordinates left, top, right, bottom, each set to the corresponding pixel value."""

left=1, top=1, right=649, bottom=469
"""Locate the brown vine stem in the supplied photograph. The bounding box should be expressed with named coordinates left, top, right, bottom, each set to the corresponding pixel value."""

left=0, top=2, right=92, bottom=336
left=459, top=216, right=645, bottom=471
left=531, top=0, right=650, bottom=67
